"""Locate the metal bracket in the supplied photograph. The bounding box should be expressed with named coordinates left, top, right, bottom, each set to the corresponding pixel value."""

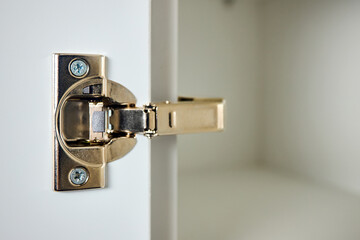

left=53, top=53, right=225, bottom=191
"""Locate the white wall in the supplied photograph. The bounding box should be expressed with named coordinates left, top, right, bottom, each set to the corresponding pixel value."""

left=178, top=0, right=262, bottom=171
left=262, top=0, right=360, bottom=194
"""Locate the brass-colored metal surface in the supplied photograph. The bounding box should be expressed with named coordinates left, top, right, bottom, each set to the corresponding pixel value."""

left=53, top=53, right=224, bottom=191
left=53, top=54, right=137, bottom=191
left=153, top=97, right=224, bottom=136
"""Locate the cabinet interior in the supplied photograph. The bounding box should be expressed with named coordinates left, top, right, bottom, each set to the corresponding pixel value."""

left=178, top=1, right=360, bottom=239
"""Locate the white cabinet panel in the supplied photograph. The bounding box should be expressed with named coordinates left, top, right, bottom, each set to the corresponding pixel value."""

left=0, top=1, right=152, bottom=239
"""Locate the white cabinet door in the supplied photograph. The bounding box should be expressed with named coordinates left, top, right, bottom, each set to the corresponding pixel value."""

left=0, top=0, right=177, bottom=239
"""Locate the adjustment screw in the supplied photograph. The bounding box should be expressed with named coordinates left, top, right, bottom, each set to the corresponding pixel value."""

left=69, top=167, right=89, bottom=186
left=69, top=59, right=89, bottom=77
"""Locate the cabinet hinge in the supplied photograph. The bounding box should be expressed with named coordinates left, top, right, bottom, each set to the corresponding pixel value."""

left=53, top=53, right=225, bottom=191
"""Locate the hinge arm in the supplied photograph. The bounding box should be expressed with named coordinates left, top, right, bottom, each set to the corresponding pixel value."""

left=110, top=97, right=225, bottom=138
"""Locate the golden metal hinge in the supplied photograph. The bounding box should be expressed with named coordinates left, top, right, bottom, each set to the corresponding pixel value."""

left=53, top=53, right=225, bottom=191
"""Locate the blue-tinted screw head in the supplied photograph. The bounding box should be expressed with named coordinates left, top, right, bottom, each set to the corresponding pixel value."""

left=69, top=59, right=89, bottom=77
left=69, top=167, right=89, bottom=186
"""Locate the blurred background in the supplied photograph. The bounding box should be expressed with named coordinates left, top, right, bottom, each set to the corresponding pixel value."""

left=177, top=0, right=360, bottom=239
